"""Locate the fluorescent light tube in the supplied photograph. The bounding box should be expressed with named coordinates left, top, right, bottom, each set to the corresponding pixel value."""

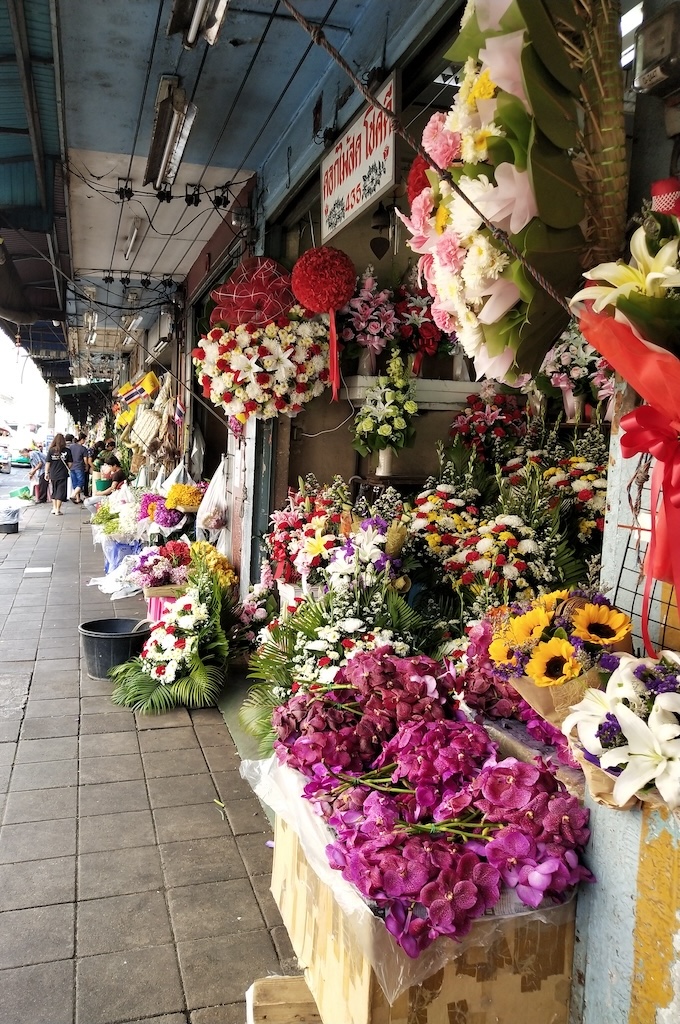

left=124, top=219, right=140, bottom=261
left=186, top=0, right=209, bottom=45
left=144, top=82, right=197, bottom=190
left=127, top=315, right=144, bottom=332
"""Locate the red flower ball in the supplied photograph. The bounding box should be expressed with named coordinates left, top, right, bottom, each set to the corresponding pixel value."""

left=291, top=246, right=355, bottom=313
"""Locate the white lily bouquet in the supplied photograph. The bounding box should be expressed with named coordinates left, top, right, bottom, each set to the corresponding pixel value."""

left=352, top=352, right=418, bottom=456
left=563, top=650, right=680, bottom=810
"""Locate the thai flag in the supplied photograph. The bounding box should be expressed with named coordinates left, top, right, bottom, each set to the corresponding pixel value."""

left=174, top=397, right=186, bottom=426
left=122, top=382, right=148, bottom=406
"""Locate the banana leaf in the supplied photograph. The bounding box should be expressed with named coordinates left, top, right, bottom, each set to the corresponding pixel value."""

left=527, top=124, right=584, bottom=229
left=542, top=0, right=585, bottom=33
left=516, top=0, right=581, bottom=96
left=446, top=2, right=526, bottom=63
left=521, top=44, right=579, bottom=150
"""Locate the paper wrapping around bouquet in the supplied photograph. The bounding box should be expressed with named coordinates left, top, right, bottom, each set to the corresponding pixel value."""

left=509, top=667, right=603, bottom=730
left=571, top=749, right=669, bottom=813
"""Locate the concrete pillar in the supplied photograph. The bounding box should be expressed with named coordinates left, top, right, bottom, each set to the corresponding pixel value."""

left=47, top=382, right=56, bottom=432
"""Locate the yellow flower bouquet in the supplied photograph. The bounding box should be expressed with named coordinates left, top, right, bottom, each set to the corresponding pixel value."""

left=190, top=541, right=238, bottom=591
left=166, top=483, right=205, bottom=511
left=487, top=590, right=632, bottom=728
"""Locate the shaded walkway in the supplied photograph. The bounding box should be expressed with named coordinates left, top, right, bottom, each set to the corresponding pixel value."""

left=0, top=504, right=294, bottom=1024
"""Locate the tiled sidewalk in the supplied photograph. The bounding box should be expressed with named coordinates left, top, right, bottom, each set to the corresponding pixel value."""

left=0, top=504, right=294, bottom=1024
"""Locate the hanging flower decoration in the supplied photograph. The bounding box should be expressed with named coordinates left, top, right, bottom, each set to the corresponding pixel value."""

left=210, top=257, right=295, bottom=327
left=191, top=307, right=331, bottom=429
left=291, top=246, right=356, bottom=400
left=398, top=1, right=586, bottom=382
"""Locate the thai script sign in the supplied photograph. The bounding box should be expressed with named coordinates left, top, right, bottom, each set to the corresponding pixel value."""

left=320, top=74, right=398, bottom=243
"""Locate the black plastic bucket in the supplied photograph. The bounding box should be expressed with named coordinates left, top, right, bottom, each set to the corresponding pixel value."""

left=78, top=617, right=152, bottom=679
left=0, top=522, right=18, bottom=534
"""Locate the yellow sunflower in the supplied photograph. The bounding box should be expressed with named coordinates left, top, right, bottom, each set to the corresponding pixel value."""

left=571, top=603, right=631, bottom=646
left=525, top=638, right=581, bottom=688
left=510, top=607, right=551, bottom=646
left=537, top=589, right=569, bottom=613
left=489, top=635, right=516, bottom=666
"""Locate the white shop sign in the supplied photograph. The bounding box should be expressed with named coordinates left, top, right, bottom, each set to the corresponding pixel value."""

left=320, top=73, right=398, bottom=243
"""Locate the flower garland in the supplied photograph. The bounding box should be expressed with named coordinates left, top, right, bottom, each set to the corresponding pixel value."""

left=352, top=352, right=418, bottom=456
left=192, top=307, right=330, bottom=428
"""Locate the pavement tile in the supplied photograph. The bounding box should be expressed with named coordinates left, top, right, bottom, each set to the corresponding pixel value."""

left=4, top=786, right=77, bottom=824
left=153, top=803, right=230, bottom=844
left=76, top=891, right=173, bottom=956
left=0, top=741, right=16, bottom=764
left=0, top=765, right=11, bottom=794
left=76, top=944, right=184, bottom=1024
left=160, top=836, right=248, bottom=888
left=193, top=724, right=235, bottom=748
left=79, top=731, right=139, bottom=757
left=79, top=711, right=136, bottom=734
left=221, top=798, right=268, bottom=836
left=249, top=873, right=284, bottom=929
left=0, top=959, right=74, bottom=1024
left=147, top=774, right=219, bottom=809
left=0, top=856, right=76, bottom=911
left=10, top=758, right=78, bottom=791
left=79, top=677, right=114, bottom=696
left=212, top=771, right=256, bottom=804
left=78, top=846, right=163, bottom=899
left=80, top=695, right=127, bottom=715
left=270, top=924, right=298, bottom=969
left=138, top=726, right=200, bottom=753
left=135, top=707, right=193, bottom=729
left=0, top=642, right=38, bottom=661
left=0, top=720, right=20, bottom=742
left=15, top=736, right=78, bottom=763
left=189, top=709, right=224, bottom=725
left=177, top=931, right=279, bottom=1010
left=234, top=834, right=275, bottom=878
left=20, top=715, right=79, bottom=739
left=0, top=816, right=77, bottom=863
left=78, top=809, right=156, bottom=854
left=24, top=697, right=80, bottom=718
left=202, top=745, right=241, bottom=773
left=142, top=748, right=209, bottom=779
left=79, top=780, right=150, bottom=816
left=0, top=903, right=75, bottom=969
left=79, top=752, right=145, bottom=784
left=32, top=659, right=79, bottom=680
left=28, top=677, right=80, bottom=698
left=190, top=1004, right=246, bottom=1024
left=167, top=878, right=265, bottom=942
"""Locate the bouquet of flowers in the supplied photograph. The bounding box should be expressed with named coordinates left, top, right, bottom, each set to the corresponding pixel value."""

left=531, top=322, right=615, bottom=418
left=393, top=282, right=453, bottom=373
left=263, top=475, right=350, bottom=587
left=324, top=515, right=407, bottom=591
left=126, top=541, right=192, bottom=590
left=138, top=492, right=184, bottom=529
left=237, top=562, right=278, bottom=649
left=563, top=650, right=680, bottom=809
left=165, top=482, right=206, bottom=510
left=339, top=266, right=398, bottom=371
left=272, top=650, right=593, bottom=957
left=110, top=569, right=231, bottom=713
left=190, top=541, right=238, bottom=591
left=352, top=352, right=418, bottom=456
left=448, top=386, right=527, bottom=465
left=191, top=306, right=330, bottom=429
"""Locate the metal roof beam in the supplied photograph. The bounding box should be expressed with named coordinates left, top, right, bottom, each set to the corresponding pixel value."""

left=6, top=0, right=48, bottom=210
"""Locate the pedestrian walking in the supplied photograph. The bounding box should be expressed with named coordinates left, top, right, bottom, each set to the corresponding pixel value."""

left=27, top=444, right=47, bottom=503
left=44, top=433, right=72, bottom=515
left=67, top=432, right=89, bottom=504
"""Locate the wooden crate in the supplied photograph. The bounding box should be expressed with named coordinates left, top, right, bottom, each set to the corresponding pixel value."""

left=142, top=585, right=188, bottom=599
left=247, top=975, right=322, bottom=1024
left=271, top=815, right=575, bottom=1024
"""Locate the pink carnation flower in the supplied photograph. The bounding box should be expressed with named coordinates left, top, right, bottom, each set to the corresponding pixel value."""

left=422, top=112, right=461, bottom=167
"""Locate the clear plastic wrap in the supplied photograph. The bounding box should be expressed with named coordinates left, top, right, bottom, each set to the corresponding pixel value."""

left=242, top=755, right=576, bottom=1007
left=196, top=456, right=228, bottom=532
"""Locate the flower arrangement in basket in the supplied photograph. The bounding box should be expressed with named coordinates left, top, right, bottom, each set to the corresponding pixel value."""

left=562, top=650, right=680, bottom=809
left=271, top=648, right=593, bottom=957
left=352, top=352, right=418, bottom=456
left=191, top=307, right=330, bottom=428
left=486, top=590, right=632, bottom=727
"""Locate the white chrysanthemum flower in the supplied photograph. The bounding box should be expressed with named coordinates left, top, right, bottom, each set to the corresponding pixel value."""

left=517, top=539, right=538, bottom=555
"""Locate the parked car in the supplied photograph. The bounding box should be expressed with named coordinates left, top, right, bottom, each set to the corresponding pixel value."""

left=0, top=445, right=11, bottom=474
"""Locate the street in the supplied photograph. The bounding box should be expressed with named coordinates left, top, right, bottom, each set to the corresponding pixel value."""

left=0, top=464, right=32, bottom=501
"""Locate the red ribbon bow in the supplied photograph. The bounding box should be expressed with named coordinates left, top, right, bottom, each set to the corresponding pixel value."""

left=620, top=405, right=680, bottom=654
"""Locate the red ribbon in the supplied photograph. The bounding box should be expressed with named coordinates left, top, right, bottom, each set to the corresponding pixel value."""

left=620, top=405, right=680, bottom=655
left=329, top=310, right=340, bottom=400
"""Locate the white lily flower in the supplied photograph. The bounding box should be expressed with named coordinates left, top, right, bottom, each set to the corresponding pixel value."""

left=571, top=226, right=680, bottom=313
left=562, top=653, right=647, bottom=755
left=599, top=694, right=680, bottom=808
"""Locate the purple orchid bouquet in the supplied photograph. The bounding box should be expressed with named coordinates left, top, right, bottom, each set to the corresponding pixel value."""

left=273, top=648, right=593, bottom=958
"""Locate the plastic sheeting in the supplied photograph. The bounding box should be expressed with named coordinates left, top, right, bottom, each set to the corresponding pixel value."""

left=242, top=756, right=575, bottom=1005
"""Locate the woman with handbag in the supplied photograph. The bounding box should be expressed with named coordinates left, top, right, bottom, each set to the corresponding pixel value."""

left=44, top=433, right=72, bottom=515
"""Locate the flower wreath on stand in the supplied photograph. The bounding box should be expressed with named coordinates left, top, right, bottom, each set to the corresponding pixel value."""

left=192, top=258, right=331, bottom=432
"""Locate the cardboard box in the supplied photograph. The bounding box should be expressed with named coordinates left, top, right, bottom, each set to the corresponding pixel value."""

left=271, top=815, right=575, bottom=1024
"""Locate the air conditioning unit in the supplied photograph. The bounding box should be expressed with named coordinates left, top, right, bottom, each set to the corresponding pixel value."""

left=146, top=308, right=174, bottom=362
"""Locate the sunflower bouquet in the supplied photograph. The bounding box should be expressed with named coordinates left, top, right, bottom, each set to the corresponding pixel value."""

left=486, top=590, right=632, bottom=728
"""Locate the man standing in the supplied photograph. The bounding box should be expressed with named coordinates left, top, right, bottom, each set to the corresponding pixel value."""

left=67, top=432, right=89, bottom=505
left=27, top=445, right=47, bottom=503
